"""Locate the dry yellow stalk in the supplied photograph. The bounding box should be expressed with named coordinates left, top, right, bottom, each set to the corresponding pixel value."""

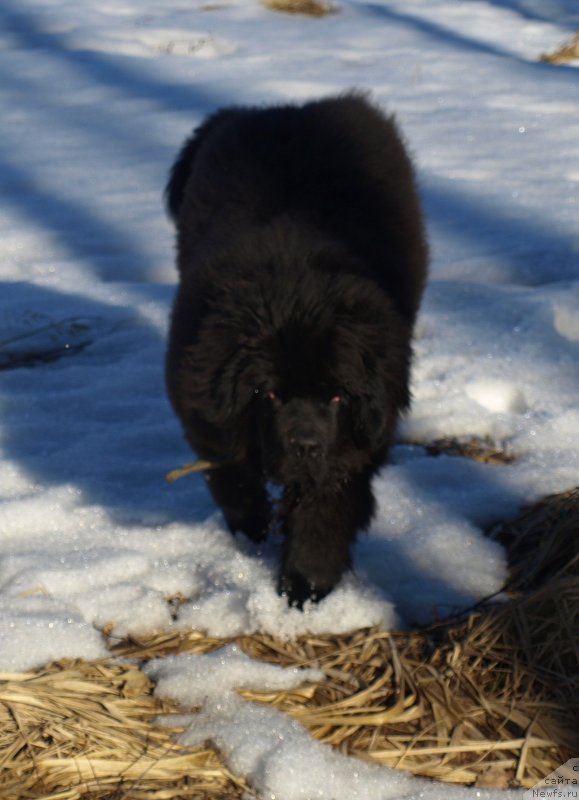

left=262, top=0, right=336, bottom=17
left=165, top=459, right=218, bottom=482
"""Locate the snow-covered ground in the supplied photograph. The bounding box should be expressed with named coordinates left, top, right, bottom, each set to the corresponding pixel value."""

left=1, top=0, right=578, bottom=797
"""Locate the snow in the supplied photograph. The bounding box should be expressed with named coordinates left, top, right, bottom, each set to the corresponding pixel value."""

left=0, top=0, right=578, bottom=796
left=147, top=649, right=521, bottom=800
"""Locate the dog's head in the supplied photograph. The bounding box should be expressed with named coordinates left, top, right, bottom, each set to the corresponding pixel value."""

left=255, top=384, right=346, bottom=486
left=250, top=311, right=412, bottom=488
left=174, top=266, right=414, bottom=483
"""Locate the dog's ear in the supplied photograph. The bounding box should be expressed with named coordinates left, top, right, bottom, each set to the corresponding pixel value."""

left=352, top=369, right=411, bottom=449
left=171, top=332, right=258, bottom=429
left=353, top=387, right=389, bottom=448
left=210, top=352, right=260, bottom=424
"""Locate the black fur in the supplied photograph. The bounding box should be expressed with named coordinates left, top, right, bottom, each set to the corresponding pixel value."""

left=165, top=93, right=428, bottom=608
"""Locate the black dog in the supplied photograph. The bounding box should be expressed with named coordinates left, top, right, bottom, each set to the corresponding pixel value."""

left=165, top=93, right=428, bottom=608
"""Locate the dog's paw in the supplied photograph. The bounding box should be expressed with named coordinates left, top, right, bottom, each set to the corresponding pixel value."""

left=277, top=570, right=330, bottom=610
left=225, top=510, right=269, bottom=544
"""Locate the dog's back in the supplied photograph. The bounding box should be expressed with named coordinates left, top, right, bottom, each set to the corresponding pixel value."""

left=166, top=93, right=427, bottom=323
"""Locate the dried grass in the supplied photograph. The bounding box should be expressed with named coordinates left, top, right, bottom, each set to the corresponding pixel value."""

left=422, top=435, right=515, bottom=465
left=0, top=659, right=249, bottom=800
left=235, top=591, right=577, bottom=788
left=2, top=488, right=578, bottom=797
left=540, top=31, right=579, bottom=64
left=489, top=487, right=579, bottom=588
left=261, top=0, right=337, bottom=18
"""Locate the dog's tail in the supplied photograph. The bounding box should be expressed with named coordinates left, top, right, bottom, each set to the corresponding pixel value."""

left=165, top=108, right=239, bottom=222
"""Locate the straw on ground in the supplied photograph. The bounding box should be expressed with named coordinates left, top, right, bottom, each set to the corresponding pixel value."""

left=2, top=488, right=578, bottom=798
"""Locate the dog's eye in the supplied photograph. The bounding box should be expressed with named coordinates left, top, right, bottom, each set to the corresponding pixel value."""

left=330, top=394, right=342, bottom=405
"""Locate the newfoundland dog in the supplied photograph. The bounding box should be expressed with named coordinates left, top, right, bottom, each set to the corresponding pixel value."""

left=165, top=93, right=428, bottom=608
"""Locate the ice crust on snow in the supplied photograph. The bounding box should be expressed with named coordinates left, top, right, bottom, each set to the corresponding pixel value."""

left=1, top=0, right=578, bottom=797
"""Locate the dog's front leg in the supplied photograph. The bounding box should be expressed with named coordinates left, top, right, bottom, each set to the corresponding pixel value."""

left=206, top=464, right=270, bottom=543
left=278, top=472, right=375, bottom=608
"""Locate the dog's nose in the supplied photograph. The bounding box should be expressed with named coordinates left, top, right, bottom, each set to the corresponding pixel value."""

left=290, top=436, right=321, bottom=460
